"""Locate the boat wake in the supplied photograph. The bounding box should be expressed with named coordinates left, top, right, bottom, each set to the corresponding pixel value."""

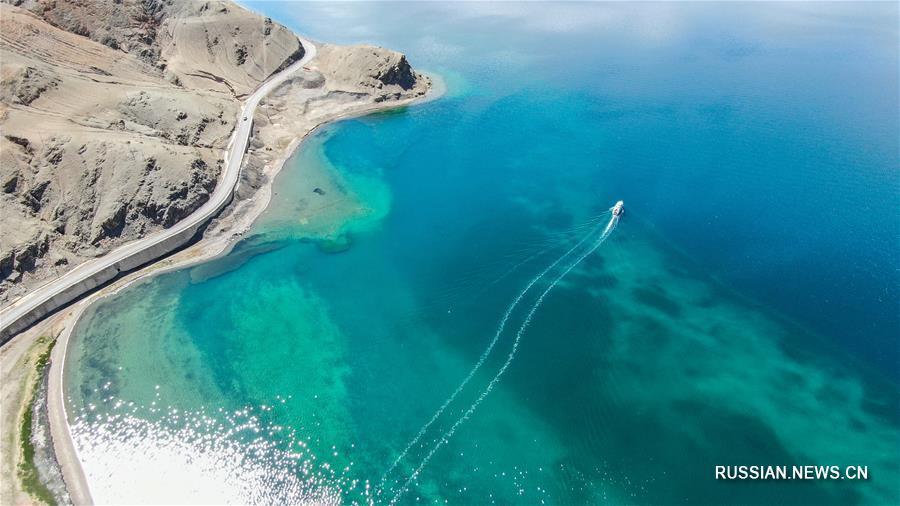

left=378, top=214, right=609, bottom=490
left=381, top=210, right=621, bottom=503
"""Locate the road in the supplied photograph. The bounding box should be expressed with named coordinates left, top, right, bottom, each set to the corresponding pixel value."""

left=0, top=38, right=317, bottom=339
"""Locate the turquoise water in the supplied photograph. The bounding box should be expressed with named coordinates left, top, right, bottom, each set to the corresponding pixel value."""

left=66, top=3, right=898, bottom=505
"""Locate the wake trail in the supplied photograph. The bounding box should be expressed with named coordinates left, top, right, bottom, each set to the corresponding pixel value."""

left=377, top=213, right=610, bottom=491
left=411, top=216, right=600, bottom=304
left=388, top=215, right=619, bottom=505
left=488, top=217, right=610, bottom=280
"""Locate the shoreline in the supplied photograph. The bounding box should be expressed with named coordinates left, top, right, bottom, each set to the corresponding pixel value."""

left=41, top=71, right=443, bottom=504
left=0, top=31, right=317, bottom=342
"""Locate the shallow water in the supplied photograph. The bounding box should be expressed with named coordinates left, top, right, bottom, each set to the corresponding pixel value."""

left=66, top=2, right=898, bottom=504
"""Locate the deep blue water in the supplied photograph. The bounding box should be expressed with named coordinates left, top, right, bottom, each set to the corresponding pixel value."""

left=265, top=1, right=899, bottom=373
left=66, top=2, right=898, bottom=505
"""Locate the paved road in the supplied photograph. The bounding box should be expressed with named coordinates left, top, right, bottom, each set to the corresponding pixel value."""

left=0, top=38, right=317, bottom=337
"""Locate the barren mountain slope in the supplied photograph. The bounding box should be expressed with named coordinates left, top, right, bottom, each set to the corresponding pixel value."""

left=158, top=1, right=305, bottom=96
left=0, top=0, right=303, bottom=302
left=8, top=0, right=304, bottom=95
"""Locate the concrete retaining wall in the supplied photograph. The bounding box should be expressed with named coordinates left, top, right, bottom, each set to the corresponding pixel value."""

left=0, top=195, right=229, bottom=344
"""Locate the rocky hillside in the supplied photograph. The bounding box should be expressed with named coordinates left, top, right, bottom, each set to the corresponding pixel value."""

left=0, top=0, right=304, bottom=302
left=6, top=0, right=304, bottom=95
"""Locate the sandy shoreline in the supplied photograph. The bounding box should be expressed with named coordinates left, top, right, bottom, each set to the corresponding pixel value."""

left=30, top=70, right=443, bottom=504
